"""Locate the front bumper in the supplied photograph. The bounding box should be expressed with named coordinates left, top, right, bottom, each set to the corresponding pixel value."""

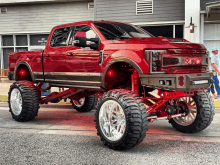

left=140, top=72, right=212, bottom=91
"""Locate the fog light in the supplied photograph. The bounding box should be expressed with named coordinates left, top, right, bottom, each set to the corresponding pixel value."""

left=166, top=80, right=172, bottom=86
left=159, top=80, right=165, bottom=85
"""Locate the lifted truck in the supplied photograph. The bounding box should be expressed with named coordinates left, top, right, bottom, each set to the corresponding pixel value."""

left=8, top=21, right=214, bottom=150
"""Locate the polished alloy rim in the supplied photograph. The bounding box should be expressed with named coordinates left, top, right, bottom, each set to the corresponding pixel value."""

left=99, top=100, right=126, bottom=141
left=10, top=88, right=22, bottom=116
left=73, top=98, right=85, bottom=107
left=173, top=97, right=197, bottom=126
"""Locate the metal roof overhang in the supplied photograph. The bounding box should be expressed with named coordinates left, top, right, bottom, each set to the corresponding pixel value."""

left=206, top=1, right=220, bottom=17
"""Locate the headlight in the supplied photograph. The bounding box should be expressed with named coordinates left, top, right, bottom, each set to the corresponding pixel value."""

left=145, top=50, right=166, bottom=73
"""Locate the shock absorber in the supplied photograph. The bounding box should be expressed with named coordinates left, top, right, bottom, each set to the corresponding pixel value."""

left=131, top=70, right=139, bottom=96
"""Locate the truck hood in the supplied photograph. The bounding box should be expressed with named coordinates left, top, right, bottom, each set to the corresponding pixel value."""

left=112, top=37, right=206, bottom=50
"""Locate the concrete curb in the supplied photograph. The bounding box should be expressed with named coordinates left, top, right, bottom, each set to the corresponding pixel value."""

left=0, top=102, right=8, bottom=107
left=0, top=80, right=14, bottom=83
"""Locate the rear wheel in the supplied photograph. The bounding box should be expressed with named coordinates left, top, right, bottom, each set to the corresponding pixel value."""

left=8, top=81, right=39, bottom=122
left=95, top=89, right=148, bottom=150
left=169, top=91, right=215, bottom=133
left=71, top=94, right=98, bottom=112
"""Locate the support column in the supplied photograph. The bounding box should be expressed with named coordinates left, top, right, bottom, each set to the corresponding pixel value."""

left=184, top=0, right=201, bottom=43
left=200, top=13, right=204, bottom=44
left=0, top=35, right=3, bottom=70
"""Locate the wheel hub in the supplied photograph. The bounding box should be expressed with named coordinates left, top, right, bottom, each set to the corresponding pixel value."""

left=99, top=100, right=126, bottom=141
left=173, top=97, right=197, bottom=126
left=10, top=88, right=22, bottom=116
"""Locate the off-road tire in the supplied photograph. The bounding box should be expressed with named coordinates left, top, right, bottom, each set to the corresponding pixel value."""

left=95, top=89, right=148, bottom=150
left=8, top=81, right=39, bottom=122
left=71, top=94, right=98, bottom=112
left=169, top=91, right=215, bottom=133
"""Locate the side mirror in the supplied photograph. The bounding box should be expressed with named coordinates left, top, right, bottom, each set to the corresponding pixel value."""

left=74, top=31, right=100, bottom=50
left=75, top=36, right=87, bottom=47
left=89, top=38, right=100, bottom=50
left=74, top=32, right=87, bottom=47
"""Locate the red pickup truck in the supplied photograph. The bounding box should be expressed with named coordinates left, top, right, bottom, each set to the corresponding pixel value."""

left=8, top=21, right=214, bottom=150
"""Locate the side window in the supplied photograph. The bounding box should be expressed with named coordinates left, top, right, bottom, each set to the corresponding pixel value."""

left=50, top=27, right=71, bottom=47
left=86, top=29, right=98, bottom=39
left=68, top=25, right=98, bottom=47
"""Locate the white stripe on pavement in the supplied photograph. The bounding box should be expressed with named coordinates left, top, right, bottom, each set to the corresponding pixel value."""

left=0, top=107, right=8, bottom=111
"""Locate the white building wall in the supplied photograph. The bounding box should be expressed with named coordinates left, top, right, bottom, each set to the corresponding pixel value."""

left=0, top=1, right=94, bottom=34
left=184, top=0, right=201, bottom=43
left=0, top=1, right=94, bottom=69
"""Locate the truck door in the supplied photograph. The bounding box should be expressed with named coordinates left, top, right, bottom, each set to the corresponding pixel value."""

left=43, top=26, right=79, bottom=83
left=65, top=25, right=102, bottom=87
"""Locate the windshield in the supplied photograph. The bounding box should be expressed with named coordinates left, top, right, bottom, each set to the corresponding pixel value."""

left=94, top=22, right=153, bottom=40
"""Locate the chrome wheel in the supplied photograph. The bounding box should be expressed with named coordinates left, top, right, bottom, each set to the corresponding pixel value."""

left=173, top=97, right=197, bottom=126
left=10, top=88, right=22, bottom=116
left=99, top=100, right=126, bottom=141
left=73, top=98, right=85, bottom=107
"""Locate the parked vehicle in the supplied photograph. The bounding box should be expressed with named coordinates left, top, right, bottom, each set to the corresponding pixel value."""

left=8, top=21, right=214, bottom=150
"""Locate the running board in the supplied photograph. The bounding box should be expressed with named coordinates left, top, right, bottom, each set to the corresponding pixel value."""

left=49, top=83, right=105, bottom=91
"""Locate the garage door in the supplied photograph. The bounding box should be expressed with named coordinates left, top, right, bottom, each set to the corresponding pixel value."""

left=203, top=24, right=220, bottom=54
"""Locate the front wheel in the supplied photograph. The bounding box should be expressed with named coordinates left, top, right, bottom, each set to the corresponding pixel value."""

left=95, top=89, right=148, bottom=150
left=169, top=91, right=215, bottom=133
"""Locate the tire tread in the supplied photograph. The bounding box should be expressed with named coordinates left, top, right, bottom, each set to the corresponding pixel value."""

left=8, top=81, right=39, bottom=122
left=95, top=89, right=148, bottom=150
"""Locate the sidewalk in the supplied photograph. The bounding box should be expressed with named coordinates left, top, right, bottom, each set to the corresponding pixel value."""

left=0, top=82, right=13, bottom=95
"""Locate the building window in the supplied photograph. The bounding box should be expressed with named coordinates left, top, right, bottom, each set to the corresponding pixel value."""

left=2, top=35, right=13, bottom=46
left=142, top=25, right=183, bottom=38
left=0, top=33, right=49, bottom=69
left=1, top=35, right=14, bottom=69
left=136, top=0, right=153, bottom=15
left=3, top=48, right=13, bottom=69
left=30, top=34, right=49, bottom=46
left=142, top=25, right=173, bottom=37
left=175, top=25, right=184, bottom=38
left=16, top=35, right=28, bottom=46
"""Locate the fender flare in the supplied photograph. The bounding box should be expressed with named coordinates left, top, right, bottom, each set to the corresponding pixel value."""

left=14, top=61, right=35, bottom=82
left=102, top=57, right=143, bottom=87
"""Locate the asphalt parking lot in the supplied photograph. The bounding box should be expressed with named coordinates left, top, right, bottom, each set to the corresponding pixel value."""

left=0, top=103, right=220, bottom=165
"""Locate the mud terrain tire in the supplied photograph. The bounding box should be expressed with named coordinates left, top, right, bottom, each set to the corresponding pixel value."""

left=71, top=94, right=98, bottom=112
left=8, top=81, right=39, bottom=122
left=95, top=89, right=148, bottom=150
left=169, top=91, right=215, bottom=133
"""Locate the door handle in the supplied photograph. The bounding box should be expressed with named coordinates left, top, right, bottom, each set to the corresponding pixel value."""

left=66, top=52, right=73, bottom=56
left=45, top=53, right=50, bottom=57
